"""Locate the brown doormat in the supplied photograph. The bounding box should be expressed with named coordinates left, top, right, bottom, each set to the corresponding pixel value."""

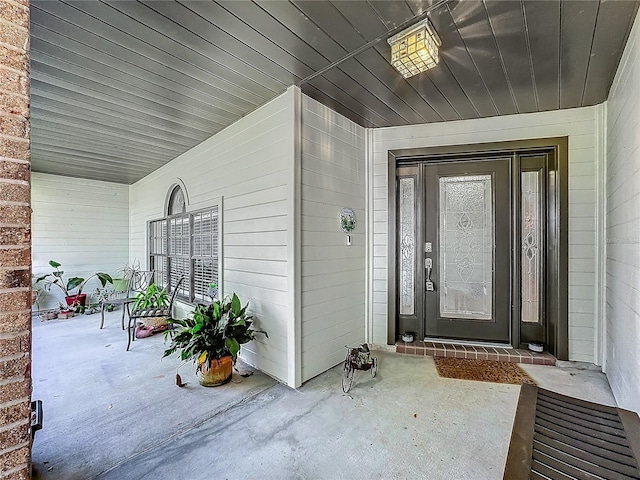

left=434, top=357, right=536, bottom=385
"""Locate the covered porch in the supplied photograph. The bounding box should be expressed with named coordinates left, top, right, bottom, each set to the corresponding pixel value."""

left=2, top=0, right=640, bottom=478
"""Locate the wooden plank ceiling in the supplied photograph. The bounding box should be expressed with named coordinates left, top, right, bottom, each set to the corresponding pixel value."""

left=30, top=0, right=639, bottom=184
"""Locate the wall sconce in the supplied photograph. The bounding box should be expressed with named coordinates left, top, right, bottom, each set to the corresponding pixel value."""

left=387, top=18, right=441, bottom=78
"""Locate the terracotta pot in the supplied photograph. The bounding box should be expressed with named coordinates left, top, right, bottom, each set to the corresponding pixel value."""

left=198, top=355, right=232, bottom=387
left=65, top=294, right=87, bottom=307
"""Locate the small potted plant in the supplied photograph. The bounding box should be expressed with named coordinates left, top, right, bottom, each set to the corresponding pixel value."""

left=84, top=303, right=100, bottom=315
left=93, top=286, right=115, bottom=312
left=163, top=293, right=267, bottom=387
left=132, top=283, right=168, bottom=311
left=132, top=283, right=170, bottom=338
left=57, top=302, right=75, bottom=320
left=34, top=260, right=113, bottom=307
left=111, top=259, right=143, bottom=292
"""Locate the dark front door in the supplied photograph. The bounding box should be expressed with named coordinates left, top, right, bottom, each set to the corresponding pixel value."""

left=423, top=159, right=511, bottom=342
left=396, top=157, right=512, bottom=344
left=393, top=140, right=565, bottom=357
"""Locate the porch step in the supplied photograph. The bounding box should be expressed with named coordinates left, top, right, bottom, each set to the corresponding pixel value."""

left=396, top=341, right=556, bottom=365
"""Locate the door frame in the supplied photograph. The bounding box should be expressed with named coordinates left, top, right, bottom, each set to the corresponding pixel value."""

left=386, top=137, right=569, bottom=360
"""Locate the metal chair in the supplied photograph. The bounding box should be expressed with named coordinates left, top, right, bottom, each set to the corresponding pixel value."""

left=126, top=276, right=186, bottom=351
left=99, top=270, right=155, bottom=331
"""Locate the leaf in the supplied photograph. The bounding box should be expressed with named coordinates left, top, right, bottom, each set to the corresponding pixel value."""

left=191, top=323, right=203, bottom=334
left=97, top=273, right=113, bottom=287
left=176, top=373, right=186, bottom=387
left=49, top=260, right=61, bottom=268
left=198, top=351, right=207, bottom=365
left=231, top=294, right=241, bottom=316
left=226, top=338, right=240, bottom=362
left=67, top=277, right=84, bottom=291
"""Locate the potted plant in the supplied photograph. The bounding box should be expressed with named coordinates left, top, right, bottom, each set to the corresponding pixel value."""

left=111, top=259, right=143, bottom=292
left=34, top=260, right=113, bottom=307
left=163, top=293, right=267, bottom=387
left=132, top=283, right=168, bottom=311
left=132, top=283, right=170, bottom=338
left=57, top=302, right=75, bottom=319
left=93, top=286, right=115, bottom=312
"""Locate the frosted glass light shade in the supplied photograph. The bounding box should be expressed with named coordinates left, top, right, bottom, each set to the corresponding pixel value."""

left=388, top=19, right=441, bottom=78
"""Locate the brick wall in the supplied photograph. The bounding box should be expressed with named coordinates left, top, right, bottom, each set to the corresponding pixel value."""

left=0, top=0, right=32, bottom=478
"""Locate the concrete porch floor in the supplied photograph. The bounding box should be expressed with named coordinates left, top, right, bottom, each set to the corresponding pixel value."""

left=31, top=309, right=615, bottom=480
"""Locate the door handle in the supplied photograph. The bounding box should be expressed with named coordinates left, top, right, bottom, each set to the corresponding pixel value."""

left=425, top=258, right=435, bottom=291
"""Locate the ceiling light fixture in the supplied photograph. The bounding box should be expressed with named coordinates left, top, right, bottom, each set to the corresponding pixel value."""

left=387, top=18, right=441, bottom=78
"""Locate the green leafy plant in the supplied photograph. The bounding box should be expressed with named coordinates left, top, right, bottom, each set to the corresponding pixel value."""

left=93, top=285, right=116, bottom=310
left=132, top=283, right=168, bottom=311
left=35, top=260, right=113, bottom=297
left=163, top=293, right=267, bottom=372
left=31, top=274, right=44, bottom=310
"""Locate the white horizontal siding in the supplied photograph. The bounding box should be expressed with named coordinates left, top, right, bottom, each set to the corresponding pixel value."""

left=300, top=95, right=366, bottom=382
left=604, top=8, right=640, bottom=414
left=370, top=107, right=601, bottom=363
left=32, top=173, right=130, bottom=309
left=129, top=90, right=295, bottom=385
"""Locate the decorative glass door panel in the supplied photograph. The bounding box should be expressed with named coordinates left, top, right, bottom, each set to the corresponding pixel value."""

left=396, top=166, right=422, bottom=336
left=439, top=175, right=493, bottom=321
left=424, top=159, right=511, bottom=343
left=521, top=170, right=541, bottom=323
left=399, top=177, right=416, bottom=315
left=519, top=154, right=547, bottom=346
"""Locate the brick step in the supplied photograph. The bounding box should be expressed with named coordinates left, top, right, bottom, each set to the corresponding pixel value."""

left=396, top=341, right=556, bottom=365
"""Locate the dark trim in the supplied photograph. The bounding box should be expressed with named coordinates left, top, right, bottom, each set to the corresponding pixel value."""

left=503, top=384, right=538, bottom=480
left=387, top=152, right=397, bottom=345
left=556, top=137, right=569, bottom=360
left=386, top=138, right=568, bottom=357
left=389, top=138, right=568, bottom=160
left=511, top=152, right=521, bottom=348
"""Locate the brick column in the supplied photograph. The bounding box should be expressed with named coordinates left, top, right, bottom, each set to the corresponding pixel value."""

left=0, top=0, right=32, bottom=479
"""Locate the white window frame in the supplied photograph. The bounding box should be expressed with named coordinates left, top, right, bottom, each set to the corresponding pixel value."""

left=148, top=193, right=222, bottom=304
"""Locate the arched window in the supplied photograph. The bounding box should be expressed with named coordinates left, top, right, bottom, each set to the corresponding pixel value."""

left=149, top=185, right=221, bottom=303
left=167, top=185, right=186, bottom=215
